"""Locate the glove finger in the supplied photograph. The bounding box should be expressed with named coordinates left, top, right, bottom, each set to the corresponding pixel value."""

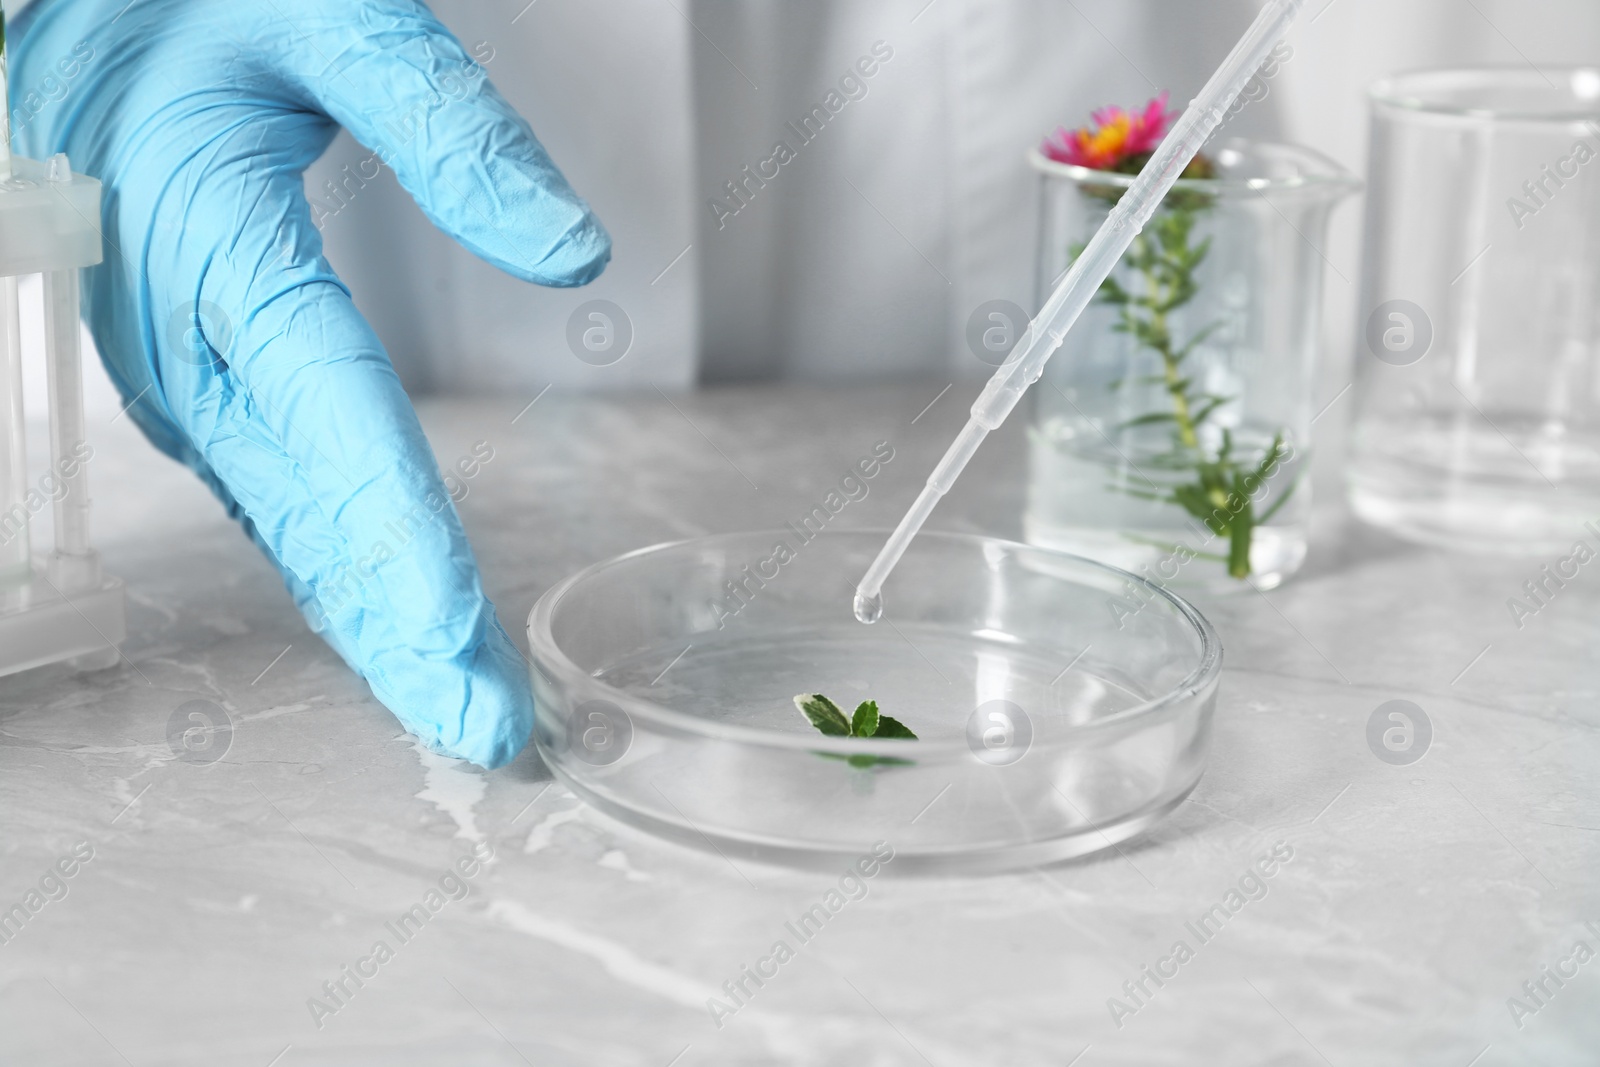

left=158, top=161, right=532, bottom=769
left=207, top=284, right=533, bottom=769
left=273, top=0, right=611, bottom=287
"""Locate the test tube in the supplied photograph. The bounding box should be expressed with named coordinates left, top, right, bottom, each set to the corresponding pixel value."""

left=0, top=0, right=26, bottom=588
left=0, top=272, right=25, bottom=584
left=43, top=271, right=92, bottom=566
left=43, top=155, right=100, bottom=591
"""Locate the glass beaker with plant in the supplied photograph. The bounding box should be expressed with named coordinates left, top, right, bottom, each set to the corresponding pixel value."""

left=1025, top=93, right=1359, bottom=591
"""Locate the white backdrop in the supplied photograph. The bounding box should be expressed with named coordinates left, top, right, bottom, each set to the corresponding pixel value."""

left=25, top=0, right=1600, bottom=417
left=687, top=0, right=1273, bottom=383
left=308, top=0, right=701, bottom=396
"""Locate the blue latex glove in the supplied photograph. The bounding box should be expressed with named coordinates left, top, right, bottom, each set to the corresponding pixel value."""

left=11, top=0, right=610, bottom=768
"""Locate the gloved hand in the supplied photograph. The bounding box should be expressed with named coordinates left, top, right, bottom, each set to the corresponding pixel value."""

left=10, top=0, right=610, bottom=768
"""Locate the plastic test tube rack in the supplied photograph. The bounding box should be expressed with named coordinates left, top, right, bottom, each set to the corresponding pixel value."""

left=0, top=152, right=124, bottom=677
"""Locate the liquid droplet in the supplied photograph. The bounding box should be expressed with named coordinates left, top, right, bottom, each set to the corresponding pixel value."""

left=853, top=590, right=883, bottom=625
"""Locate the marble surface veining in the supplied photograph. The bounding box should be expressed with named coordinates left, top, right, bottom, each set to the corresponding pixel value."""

left=0, top=383, right=1596, bottom=1066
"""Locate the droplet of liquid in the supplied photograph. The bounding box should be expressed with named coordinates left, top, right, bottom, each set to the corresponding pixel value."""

left=853, top=590, right=883, bottom=625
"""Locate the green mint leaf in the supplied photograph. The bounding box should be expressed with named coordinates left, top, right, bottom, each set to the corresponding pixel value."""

left=851, top=700, right=880, bottom=737
left=794, top=694, right=851, bottom=737
left=873, top=716, right=918, bottom=740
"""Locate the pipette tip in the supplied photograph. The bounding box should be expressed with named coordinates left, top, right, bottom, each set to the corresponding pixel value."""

left=852, top=590, right=883, bottom=625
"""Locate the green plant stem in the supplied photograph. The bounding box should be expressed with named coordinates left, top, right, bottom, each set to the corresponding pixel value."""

left=1091, top=202, right=1296, bottom=581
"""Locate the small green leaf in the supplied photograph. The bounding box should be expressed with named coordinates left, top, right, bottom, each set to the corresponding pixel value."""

left=1189, top=396, right=1230, bottom=426
left=1175, top=321, right=1225, bottom=359
left=818, top=751, right=916, bottom=769
left=849, top=754, right=915, bottom=769
left=851, top=700, right=880, bottom=738
left=1257, top=477, right=1299, bottom=525
left=873, top=716, right=918, bottom=740
left=1097, top=277, right=1131, bottom=305
left=794, top=694, right=850, bottom=737
left=1118, top=412, right=1180, bottom=429
left=1248, top=433, right=1288, bottom=480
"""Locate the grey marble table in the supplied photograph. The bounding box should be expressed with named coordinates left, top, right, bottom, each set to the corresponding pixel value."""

left=1, top=383, right=1596, bottom=1067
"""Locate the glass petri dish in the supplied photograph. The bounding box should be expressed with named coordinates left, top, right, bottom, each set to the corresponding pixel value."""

left=527, top=531, right=1221, bottom=874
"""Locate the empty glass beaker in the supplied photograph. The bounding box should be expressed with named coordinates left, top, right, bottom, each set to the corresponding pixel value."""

left=1347, top=68, right=1600, bottom=553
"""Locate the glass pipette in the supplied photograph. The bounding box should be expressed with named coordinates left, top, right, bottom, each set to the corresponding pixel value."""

left=853, top=0, right=1309, bottom=624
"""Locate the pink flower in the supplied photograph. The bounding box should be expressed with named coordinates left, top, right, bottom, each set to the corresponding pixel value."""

left=1041, top=92, right=1177, bottom=171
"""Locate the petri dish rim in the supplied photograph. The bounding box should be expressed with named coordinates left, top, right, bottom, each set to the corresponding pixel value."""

left=1369, top=65, right=1600, bottom=123
left=527, top=529, right=1223, bottom=757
